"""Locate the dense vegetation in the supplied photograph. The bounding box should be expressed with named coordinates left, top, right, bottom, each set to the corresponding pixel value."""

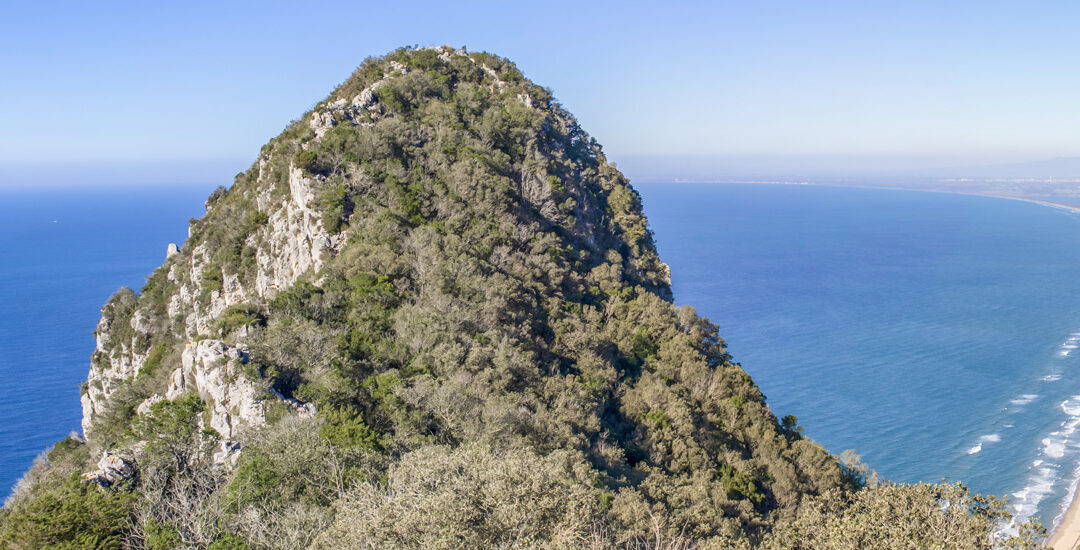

left=0, top=47, right=1045, bottom=548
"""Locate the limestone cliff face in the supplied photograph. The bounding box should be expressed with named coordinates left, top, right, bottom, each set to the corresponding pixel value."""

left=81, top=152, right=339, bottom=443
left=78, top=45, right=660, bottom=453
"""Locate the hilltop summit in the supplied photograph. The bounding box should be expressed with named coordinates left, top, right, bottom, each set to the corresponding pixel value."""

left=0, top=46, right=1041, bottom=549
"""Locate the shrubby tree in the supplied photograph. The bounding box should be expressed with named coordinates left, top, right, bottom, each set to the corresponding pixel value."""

left=761, top=482, right=1044, bottom=550
left=314, top=443, right=604, bottom=549
left=0, top=473, right=134, bottom=550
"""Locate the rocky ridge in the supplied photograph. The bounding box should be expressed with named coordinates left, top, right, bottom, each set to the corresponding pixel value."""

left=78, top=45, right=628, bottom=458
left=56, top=45, right=868, bottom=547
left=81, top=160, right=338, bottom=447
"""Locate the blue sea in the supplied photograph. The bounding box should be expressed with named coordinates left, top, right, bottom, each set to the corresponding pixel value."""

left=637, top=182, right=1080, bottom=528
left=3, top=182, right=1080, bottom=529
left=0, top=183, right=216, bottom=495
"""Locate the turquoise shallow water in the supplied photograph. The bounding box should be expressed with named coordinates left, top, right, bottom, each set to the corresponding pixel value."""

left=636, top=182, right=1080, bottom=528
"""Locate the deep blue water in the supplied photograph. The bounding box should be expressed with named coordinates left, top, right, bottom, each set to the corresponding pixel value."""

left=4, top=181, right=1080, bottom=529
left=0, top=183, right=216, bottom=495
left=637, top=182, right=1080, bottom=528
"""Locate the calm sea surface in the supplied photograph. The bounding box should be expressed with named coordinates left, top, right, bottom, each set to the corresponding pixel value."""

left=3, top=181, right=1080, bottom=528
left=637, top=182, right=1080, bottom=528
left=0, top=183, right=216, bottom=495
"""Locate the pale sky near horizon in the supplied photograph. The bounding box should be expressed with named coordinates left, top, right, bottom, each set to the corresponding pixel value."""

left=3, top=1, right=1080, bottom=181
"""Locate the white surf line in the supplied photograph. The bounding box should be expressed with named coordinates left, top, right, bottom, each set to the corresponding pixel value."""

left=1011, top=397, right=1080, bottom=526
left=1010, top=394, right=1040, bottom=406
left=967, top=434, right=1003, bottom=455
left=989, top=333, right=1080, bottom=531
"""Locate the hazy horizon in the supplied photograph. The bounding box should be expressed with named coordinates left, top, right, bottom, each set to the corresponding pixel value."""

left=4, top=1, right=1080, bottom=180
left=5, top=153, right=1080, bottom=189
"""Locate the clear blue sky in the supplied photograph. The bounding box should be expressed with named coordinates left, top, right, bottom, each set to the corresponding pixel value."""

left=3, top=1, right=1080, bottom=181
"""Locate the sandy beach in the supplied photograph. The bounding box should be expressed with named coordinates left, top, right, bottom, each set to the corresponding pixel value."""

left=1004, top=196, right=1080, bottom=216
left=1048, top=491, right=1080, bottom=549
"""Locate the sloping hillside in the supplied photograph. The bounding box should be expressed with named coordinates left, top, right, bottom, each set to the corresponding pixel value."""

left=0, top=46, right=1042, bottom=550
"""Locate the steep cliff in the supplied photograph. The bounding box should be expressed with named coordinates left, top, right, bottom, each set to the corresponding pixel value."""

left=1, top=47, right=1043, bottom=549
left=80, top=47, right=676, bottom=459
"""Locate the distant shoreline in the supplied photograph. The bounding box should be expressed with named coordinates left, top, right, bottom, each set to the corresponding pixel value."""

left=667, top=179, right=1080, bottom=216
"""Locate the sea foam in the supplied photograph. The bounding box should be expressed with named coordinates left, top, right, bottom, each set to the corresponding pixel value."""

left=1012, top=465, right=1059, bottom=518
left=1012, top=395, right=1080, bottom=524
left=967, top=434, right=1003, bottom=455
left=1010, top=394, right=1040, bottom=406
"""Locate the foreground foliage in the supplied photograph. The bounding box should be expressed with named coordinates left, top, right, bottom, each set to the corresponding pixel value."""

left=761, top=482, right=1045, bottom=550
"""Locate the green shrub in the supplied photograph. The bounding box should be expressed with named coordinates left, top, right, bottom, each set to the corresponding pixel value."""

left=268, top=281, right=333, bottom=322
left=215, top=304, right=266, bottom=336
left=244, top=209, right=268, bottom=228
left=716, top=462, right=764, bottom=505
left=141, top=266, right=176, bottom=318
left=135, top=394, right=213, bottom=466
left=85, top=384, right=141, bottom=448
left=319, top=182, right=351, bottom=233
left=295, top=149, right=320, bottom=175
left=227, top=417, right=371, bottom=513
left=201, top=262, right=224, bottom=293
left=45, top=436, right=85, bottom=466
left=780, top=414, right=803, bottom=435
left=206, top=185, right=228, bottom=208
left=729, top=394, right=746, bottom=409
left=207, top=533, right=250, bottom=550
left=139, top=343, right=168, bottom=380
left=99, top=287, right=138, bottom=354
left=0, top=474, right=134, bottom=549
left=143, top=520, right=181, bottom=550
left=376, top=86, right=406, bottom=112
left=227, top=453, right=281, bottom=510
left=319, top=405, right=382, bottom=451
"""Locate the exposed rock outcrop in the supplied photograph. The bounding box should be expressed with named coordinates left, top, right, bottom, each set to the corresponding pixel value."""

left=78, top=45, right=669, bottom=467
left=82, top=154, right=340, bottom=439
left=82, top=451, right=134, bottom=487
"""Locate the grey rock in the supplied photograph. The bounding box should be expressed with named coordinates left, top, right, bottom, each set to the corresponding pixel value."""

left=82, top=451, right=134, bottom=487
